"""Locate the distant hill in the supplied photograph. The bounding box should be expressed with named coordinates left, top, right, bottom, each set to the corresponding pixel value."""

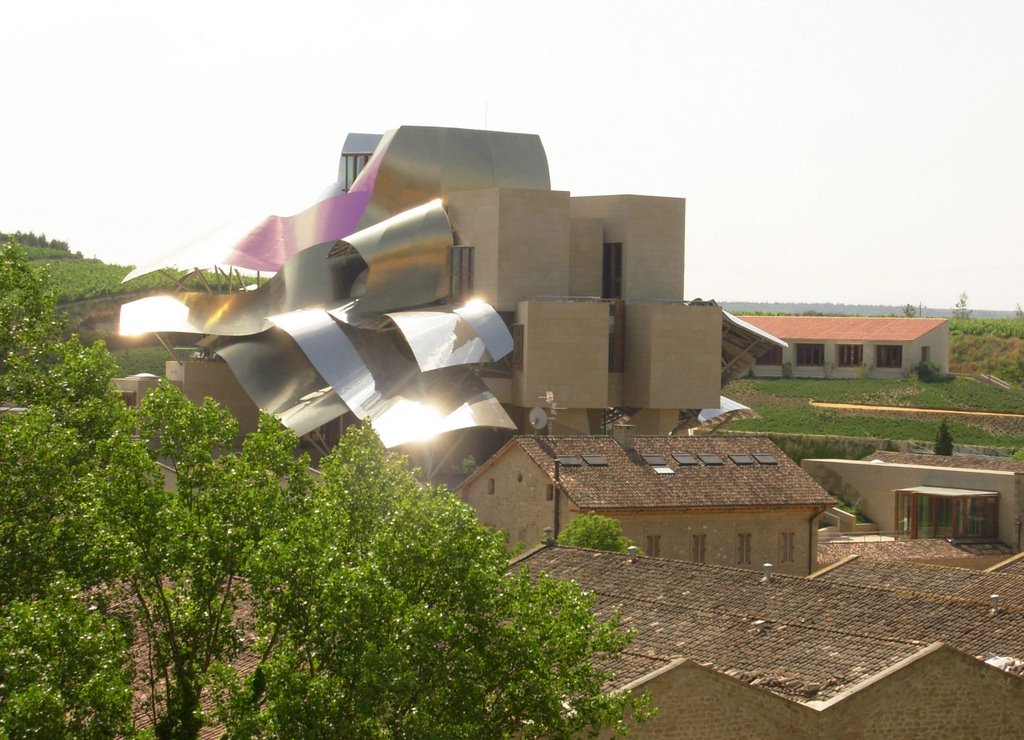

left=718, top=301, right=1015, bottom=319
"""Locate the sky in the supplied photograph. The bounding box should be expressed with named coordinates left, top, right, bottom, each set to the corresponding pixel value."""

left=2, top=1, right=1022, bottom=311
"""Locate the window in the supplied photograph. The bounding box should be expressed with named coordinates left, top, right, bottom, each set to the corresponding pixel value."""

left=512, top=324, right=524, bottom=370
left=836, top=344, right=863, bottom=367
left=728, top=454, right=755, bottom=465
left=545, top=484, right=554, bottom=502
left=756, top=345, right=783, bottom=365
left=738, top=533, right=752, bottom=565
left=697, top=454, right=723, bottom=465
left=779, top=532, right=795, bottom=563
left=876, top=345, right=903, bottom=368
left=646, top=534, right=661, bottom=558
left=921, top=346, right=930, bottom=363
left=795, top=343, right=825, bottom=366
left=487, top=478, right=495, bottom=495
left=690, top=534, right=706, bottom=564
left=895, top=490, right=998, bottom=540
left=672, top=453, right=699, bottom=466
left=449, top=246, right=475, bottom=302
left=582, top=455, right=608, bottom=466
left=602, top=243, right=622, bottom=299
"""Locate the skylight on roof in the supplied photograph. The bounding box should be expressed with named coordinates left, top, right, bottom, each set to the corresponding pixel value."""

left=697, top=454, right=724, bottom=465
left=555, top=455, right=582, bottom=466
left=652, top=465, right=675, bottom=475
left=582, top=454, right=608, bottom=467
left=642, top=454, right=667, bottom=466
left=672, top=453, right=698, bottom=466
left=753, top=453, right=778, bottom=465
left=728, top=454, right=755, bottom=465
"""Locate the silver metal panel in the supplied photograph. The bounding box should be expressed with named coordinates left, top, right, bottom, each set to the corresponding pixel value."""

left=341, top=199, right=453, bottom=314
left=454, top=300, right=513, bottom=360
left=723, top=310, right=788, bottom=347
left=385, top=300, right=512, bottom=371
left=119, top=295, right=204, bottom=336
left=212, top=329, right=349, bottom=438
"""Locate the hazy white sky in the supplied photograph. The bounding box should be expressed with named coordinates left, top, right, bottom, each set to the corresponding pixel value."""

left=3, top=1, right=1022, bottom=310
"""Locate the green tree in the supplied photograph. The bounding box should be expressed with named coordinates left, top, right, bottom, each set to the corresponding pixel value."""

left=0, top=585, right=133, bottom=739
left=558, top=512, right=636, bottom=553
left=953, top=292, right=971, bottom=320
left=902, top=303, right=917, bottom=318
left=935, top=417, right=954, bottom=456
left=89, top=382, right=314, bottom=738
left=214, top=426, right=647, bottom=738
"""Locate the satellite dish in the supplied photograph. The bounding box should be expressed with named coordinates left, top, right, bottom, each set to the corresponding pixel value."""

left=528, top=407, right=548, bottom=430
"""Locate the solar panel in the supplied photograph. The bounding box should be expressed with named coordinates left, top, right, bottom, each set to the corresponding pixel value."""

left=697, top=454, right=724, bottom=465
left=671, top=453, right=699, bottom=466
left=728, top=454, right=755, bottom=465
left=641, top=454, right=667, bottom=466
left=555, top=455, right=582, bottom=466
left=582, top=454, right=608, bottom=467
left=753, top=453, right=778, bottom=465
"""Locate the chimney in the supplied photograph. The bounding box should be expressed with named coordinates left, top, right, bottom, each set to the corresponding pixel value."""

left=762, top=563, right=774, bottom=584
left=628, top=545, right=639, bottom=563
left=991, top=594, right=1001, bottom=614
left=753, top=619, right=768, bottom=634
left=612, top=423, right=636, bottom=450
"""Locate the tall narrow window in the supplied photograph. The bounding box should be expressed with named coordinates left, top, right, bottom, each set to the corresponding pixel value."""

left=921, top=346, right=930, bottom=363
left=795, top=344, right=825, bottom=366
left=512, top=324, right=525, bottom=370
left=645, top=534, right=661, bottom=558
left=602, top=243, right=622, bottom=299
left=449, top=246, right=475, bottom=302
left=737, top=533, right=752, bottom=565
left=756, top=346, right=783, bottom=365
left=690, top=534, right=706, bottom=564
left=779, top=532, right=795, bottom=563
left=836, top=344, right=863, bottom=367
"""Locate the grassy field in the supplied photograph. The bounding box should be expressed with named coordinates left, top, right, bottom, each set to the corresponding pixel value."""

left=722, top=377, right=1024, bottom=450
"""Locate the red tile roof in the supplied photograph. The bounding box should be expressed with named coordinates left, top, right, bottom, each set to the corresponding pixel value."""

left=817, top=539, right=1013, bottom=566
left=736, top=316, right=947, bottom=342
left=863, top=451, right=1024, bottom=473
left=509, top=435, right=835, bottom=511
left=516, top=546, right=1024, bottom=701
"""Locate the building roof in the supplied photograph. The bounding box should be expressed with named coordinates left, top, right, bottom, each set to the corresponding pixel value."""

left=736, top=315, right=947, bottom=342
left=502, top=435, right=834, bottom=511
left=515, top=546, right=1024, bottom=702
left=813, top=557, right=1024, bottom=608
left=863, top=451, right=1024, bottom=474
left=817, top=539, right=1014, bottom=566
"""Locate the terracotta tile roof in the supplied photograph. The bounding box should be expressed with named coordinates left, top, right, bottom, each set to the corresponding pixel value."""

left=814, top=558, right=1024, bottom=608
left=736, top=316, right=947, bottom=342
left=991, top=554, right=1024, bottom=575
left=818, top=539, right=1014, bottom=566
left=863, top=451, right=1024, bottom=473
left=511, top=435, right=834, bottom=511
left=516, top=546, right=1024, bottom=702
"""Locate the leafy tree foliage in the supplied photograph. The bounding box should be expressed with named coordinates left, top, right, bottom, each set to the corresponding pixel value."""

left=935, top=417, right=954, bottom=456
left=0, top=237, right=645, bottom=737
left=953, top=291, right=971, bottom=320
left=214, top=426, right=646, bottom=738
left=558, top=512, right=636, bottom=553
left=0, top=585, right=133, bottom=739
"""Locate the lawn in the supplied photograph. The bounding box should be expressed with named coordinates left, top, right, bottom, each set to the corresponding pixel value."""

left=721, top=377, right=1024, bottom=450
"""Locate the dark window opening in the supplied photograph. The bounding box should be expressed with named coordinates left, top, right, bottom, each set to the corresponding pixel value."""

left=795, top=343, right=825, bottom=366
left=896, top=491, right=998, bottom=540
left=691, top=534, right=706, bottom=563
left=672, top=453, right=699, bottom=466
left=876, top=345, right=903, bottom=369
left=697, top=454, right=723, bottom=465
left=602, top=242, right=622, bottom=299
left=646, top=534, right=661, bottom=557
left=756, top=345, right=783, bottom=366
left=449, top=246, right=474, bottom=303
left=780, top=532, right=795, bottom=563
left=738, top=533, right=752, bottom=565
left=512, top=324, right=524, bottom=370
left=836, top=344, right=863, bottom=367
left=728, top=454, right=755, bottom=465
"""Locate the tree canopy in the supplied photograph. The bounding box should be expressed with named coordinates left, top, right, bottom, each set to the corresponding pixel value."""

left=558, top=512, right=636, bottom=553
left=0, top=236, right=647, bottom=737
